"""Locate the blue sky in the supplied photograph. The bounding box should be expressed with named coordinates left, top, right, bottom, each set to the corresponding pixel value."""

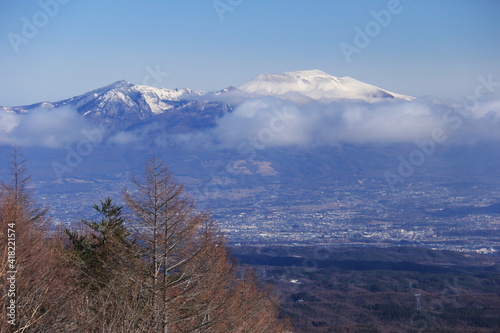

left=0, top=0, right=499, bottom=106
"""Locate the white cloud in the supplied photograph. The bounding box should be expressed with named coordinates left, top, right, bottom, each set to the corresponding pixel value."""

left=0, top=107, right=101, bottom=148
left=209, top=97, right=500, bottom=148
left=109, top=131, right=138, bottom=145
left=3, top=97, right=497, bottom=150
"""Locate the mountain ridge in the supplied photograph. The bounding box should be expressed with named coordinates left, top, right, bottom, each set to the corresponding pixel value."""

left=0, top=70, right=416, bottom=133
left=1, top=70, right=415, bottom=113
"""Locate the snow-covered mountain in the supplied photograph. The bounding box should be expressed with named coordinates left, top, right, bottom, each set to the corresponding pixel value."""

left=239, top=70, right=414, bottom=102
left=60, top=80, right=206, bottom=115
left=1, top=70, right=416, bottom=133
left=52, top=80, right=220, bottom=130
left=2, top=80, right=231, bottom=132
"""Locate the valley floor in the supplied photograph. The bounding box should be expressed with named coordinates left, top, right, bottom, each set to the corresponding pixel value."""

left=232, top=246, right=500, bottom=333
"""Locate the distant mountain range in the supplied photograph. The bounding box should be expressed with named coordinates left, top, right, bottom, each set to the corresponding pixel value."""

left=0, top=70, right=414, bottom=133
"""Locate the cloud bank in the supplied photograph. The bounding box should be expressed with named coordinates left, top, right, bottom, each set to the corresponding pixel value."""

left=2, top=97, right=498, bottom=150
left=0, top=107, right=100, bottom=148
left=209, top=97, right=500, bottom=148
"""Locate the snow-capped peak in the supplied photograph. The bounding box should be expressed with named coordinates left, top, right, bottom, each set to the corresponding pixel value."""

left=286, top=69, right=332, bottom=79
left=239, top=70, right=414, bottom=102
left=58, top=81, right=206, bottom=116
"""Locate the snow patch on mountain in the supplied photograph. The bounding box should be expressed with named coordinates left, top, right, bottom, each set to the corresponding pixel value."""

left=132, top=84, right=205, bottom=114
left=239, top=70, right=415, bottom=102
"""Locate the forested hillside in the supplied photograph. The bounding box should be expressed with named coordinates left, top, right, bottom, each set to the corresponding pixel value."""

left=0, top=150, right=289, bottom=332
left=234, top=246, right=500, bottom=333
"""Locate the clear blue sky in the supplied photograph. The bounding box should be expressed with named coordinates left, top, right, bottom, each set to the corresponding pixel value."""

left=0, top=0, right=499, bottom=106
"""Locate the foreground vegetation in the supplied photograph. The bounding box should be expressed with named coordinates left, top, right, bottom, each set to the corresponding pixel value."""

left=0, top=150, right=289, bottom=332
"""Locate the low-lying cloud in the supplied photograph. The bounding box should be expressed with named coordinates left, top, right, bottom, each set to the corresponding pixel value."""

left=0, top=107, right=99, bottom=148
left=210, top=97, right=500, bottom=148
left=3, top=96, right=498, bottom=150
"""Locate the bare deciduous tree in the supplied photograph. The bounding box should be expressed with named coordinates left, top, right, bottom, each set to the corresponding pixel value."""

left=124, top=157, right=291, bottom=332
left=124, top=157, right=211, bottom=333
left=2, top=152, right=290, bottom=332
left=1, top=148, right=73, bottom=332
